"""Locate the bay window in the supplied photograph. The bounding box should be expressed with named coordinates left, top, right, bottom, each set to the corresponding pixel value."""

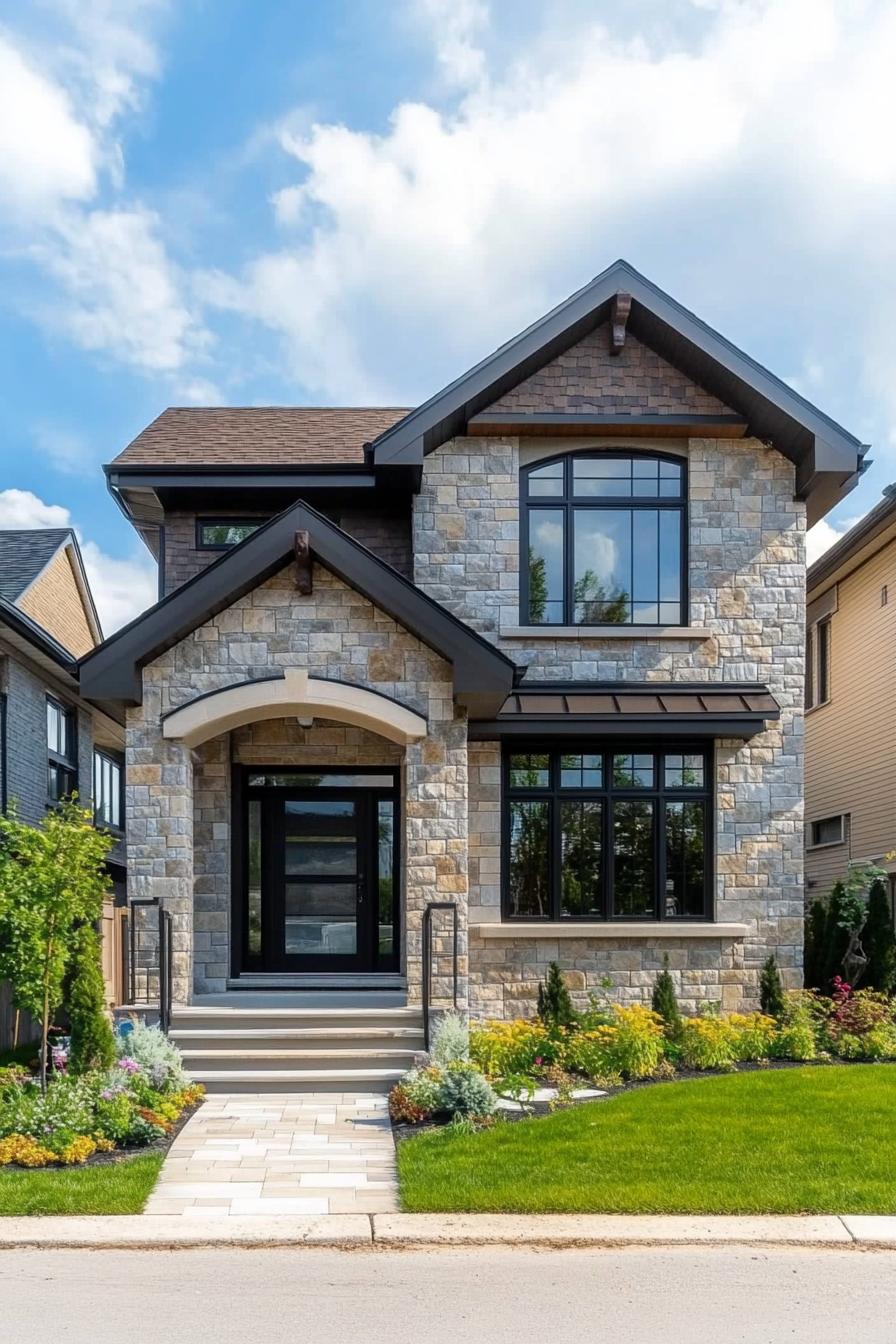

left=504, top=746, right=712, bottom=921
left=522, top=451, right=687, bottom=626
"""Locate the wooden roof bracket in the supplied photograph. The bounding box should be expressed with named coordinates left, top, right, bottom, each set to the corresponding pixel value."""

left=610, top=292, right=632, bottom=355
left=294, top=530, right=312, bottom=594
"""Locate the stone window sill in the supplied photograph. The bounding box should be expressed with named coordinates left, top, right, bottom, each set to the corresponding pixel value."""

left=499, top=626, right=713, bottom=641
left=474, top=922, right=749, bottom=939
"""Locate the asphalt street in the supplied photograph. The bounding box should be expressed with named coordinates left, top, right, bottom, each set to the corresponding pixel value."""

left=1, top=1245, right=895, bottom=1344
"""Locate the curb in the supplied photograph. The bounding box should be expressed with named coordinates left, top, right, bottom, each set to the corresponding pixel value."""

left=2, top=1213, right=896, bottom=1250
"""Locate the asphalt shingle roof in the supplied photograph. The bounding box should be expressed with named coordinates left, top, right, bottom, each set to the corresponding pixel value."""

left=111, top=407, right=411, bottom=468
left=0, top=529, right=73, bottom=603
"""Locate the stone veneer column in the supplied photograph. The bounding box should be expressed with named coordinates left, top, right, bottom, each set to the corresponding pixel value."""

left=126, top=688, right=194, bottom=1006
left=404, top=715, right=469, bottom=1010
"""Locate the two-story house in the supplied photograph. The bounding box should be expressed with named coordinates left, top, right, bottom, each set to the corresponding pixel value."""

left=805, top=488, right=896, bottom=906
left=0, top=529, right=128, bottom=1036
left=77, top=260, right=866, bottom=1089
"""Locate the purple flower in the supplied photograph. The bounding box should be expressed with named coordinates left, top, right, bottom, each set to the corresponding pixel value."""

left=100, top=1089, right=114, bottom=1100
left=117, top=1057, right=140, bottom=1074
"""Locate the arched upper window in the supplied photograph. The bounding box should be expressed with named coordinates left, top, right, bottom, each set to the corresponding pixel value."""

left=521, top=451, right=686, bottom=626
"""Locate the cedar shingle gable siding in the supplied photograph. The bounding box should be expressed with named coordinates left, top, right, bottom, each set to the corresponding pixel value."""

left=17, top=547, right=96, bottom=657
left=112, top=406, right=410, bottom=467
left=479, top=323, right=734, bottom=417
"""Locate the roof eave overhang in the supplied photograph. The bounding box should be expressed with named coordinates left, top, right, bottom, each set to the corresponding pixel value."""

left=468, top=713, right=772, bottom=741
left=370, top=259, right=867, bottom=523
left=79, top=500, right=517, bottom=717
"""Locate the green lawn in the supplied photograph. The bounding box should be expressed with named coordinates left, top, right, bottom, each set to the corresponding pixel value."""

left=397, top=1066, right=896, bottom=1214
left=0, top=1153, right=165, bottom=1216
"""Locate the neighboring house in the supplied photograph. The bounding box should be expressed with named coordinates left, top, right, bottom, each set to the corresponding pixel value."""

left=0, top=528, right=126, bottom=887
left=77, top=259, right=867, bottom=1036
left=805, top=488, right=896, bottom=906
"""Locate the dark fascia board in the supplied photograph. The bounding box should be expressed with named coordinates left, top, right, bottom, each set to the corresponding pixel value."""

left=106, top=463, right=377, bottom=484
left=78, top=499, right=517, bottom=714
left=467, top=412, right=748, bottom=435
left=468, top=714, right=769, bottom=741
left=807, top=491, right=896, bottom=596
left=371, top=259, right=866, bottom=522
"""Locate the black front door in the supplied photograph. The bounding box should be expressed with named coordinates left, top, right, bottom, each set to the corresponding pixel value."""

left=238, top=769, right=399, bottom=975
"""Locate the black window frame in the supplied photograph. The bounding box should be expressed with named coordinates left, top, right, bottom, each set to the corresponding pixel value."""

left=806, top=616, right=832, bottom=710
left=93, top=747, right=124, bottom=833
left=502, top=742, right=714, bottom=922
left=196, top=518, right=266, bottom=550
left=520, top=449, right=689, bottom=627
left=46, top=695, right=78, bottom=804
left=808, top=814, right=845, bottom=848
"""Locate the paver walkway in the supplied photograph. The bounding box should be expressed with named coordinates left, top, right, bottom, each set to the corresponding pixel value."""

left=144, top=1093, right=399, bottom=1217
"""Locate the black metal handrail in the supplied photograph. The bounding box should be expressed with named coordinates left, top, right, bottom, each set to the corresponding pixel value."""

left=126, top=898, right=173, bottom=1034
left=422, top=901, right=458, bottom=1053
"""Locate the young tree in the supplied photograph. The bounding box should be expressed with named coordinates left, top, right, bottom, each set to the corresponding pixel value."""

left=651, top=953, right=682, bottom=1034
left=66, top=924, right=116, bottom=1074
left=862, top=878, right=896, bottom=993
left=803, top=898, right=828, bottom=990
left=537, top=961, right=575, bottom=1029
left=819, top=881, right=851, bottom=992
left=0, top=799, right=113, bottom=1090
left=759, top=955, right=786, bottom=1019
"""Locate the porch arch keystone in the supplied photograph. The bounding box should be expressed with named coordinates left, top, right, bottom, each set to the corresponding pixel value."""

left=161, top=669, right=427, bottom=748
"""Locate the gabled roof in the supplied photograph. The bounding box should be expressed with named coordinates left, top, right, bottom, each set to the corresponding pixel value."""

left=0, top=593, right=80, bottom=674
left=370, top=259, right=867, bottom=525
left=111, top=407, right=410, bottom=468
left=0, top=528, right=102, bottom=647
left=807, top=488, right=896, bottom=598
left=0, top=528, right=76, bottom=602
left=78, top=500, right=518, bottom=717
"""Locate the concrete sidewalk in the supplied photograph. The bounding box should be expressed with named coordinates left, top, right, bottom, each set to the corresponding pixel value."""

left=2, top=1213, right=896, bottom=1250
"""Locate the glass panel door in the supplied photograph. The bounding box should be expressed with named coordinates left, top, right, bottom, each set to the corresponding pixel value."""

left=283, top=799, right=359, bottom=959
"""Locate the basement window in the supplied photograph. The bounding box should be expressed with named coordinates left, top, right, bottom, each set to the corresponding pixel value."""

left=809, top=815, right=845, bottom=848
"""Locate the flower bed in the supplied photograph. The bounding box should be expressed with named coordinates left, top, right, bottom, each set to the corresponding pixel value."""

left=389, top=972, right=896, bottom=1131
left=0, top=1021, right=203, bottom=1169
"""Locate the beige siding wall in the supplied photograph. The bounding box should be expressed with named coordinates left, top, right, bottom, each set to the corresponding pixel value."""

left=805, top=539, right=896, bottom=900
left=18, top=547, right=96, bottom=656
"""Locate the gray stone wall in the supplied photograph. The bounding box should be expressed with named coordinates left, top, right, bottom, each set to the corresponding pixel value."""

left=0, top=642, right=95, bottom=827
left=415, top=433, right=805, bottom=1017
left=127, top=563, right=467, bottom=1001
left=162, top=507, right=412, bottom=595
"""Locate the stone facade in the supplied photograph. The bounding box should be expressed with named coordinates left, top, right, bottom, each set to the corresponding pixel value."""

left=126, top=563, right=467, bottom=1002
left=414, top=431, right=805, bottom=1017
left=162, top=508, right=412, bottom=595
left=483, top=323, right=734, bottom=417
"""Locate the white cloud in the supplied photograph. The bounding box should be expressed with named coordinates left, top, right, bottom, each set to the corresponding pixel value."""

left=33, top=208, right=208, bottom=374
left=0, top=488, right=71, bottom=529
left=0, top=488, right=156, bottom=632
left=32, top=425, right=95, bottom=478
left=0, top=34, right=96, bottom=213
left=806, top=511, right=867, bottom=566
left=0, top=4, right=212, bottom=385
left=201, top=0, right=896, bottom=431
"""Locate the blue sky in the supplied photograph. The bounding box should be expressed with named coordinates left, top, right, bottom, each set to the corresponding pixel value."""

left=1, top=0, right=894, bottom=629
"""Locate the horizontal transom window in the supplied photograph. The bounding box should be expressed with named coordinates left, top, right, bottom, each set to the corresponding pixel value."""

left=504, top=745, right=711, bottom=922
left=197, top=519, right=265, bottom=549
left=522, top=452, right=687, bottom=626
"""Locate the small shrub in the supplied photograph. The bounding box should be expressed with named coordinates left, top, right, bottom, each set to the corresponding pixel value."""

left=726, top=1013, right=777, bottom=1062
left=0, top=1134, right=57, bottom=1167
left=66, top=926, right=116, bottom=1075
left=607, top=1005, right=666, bottom=1079
left=470, top=1019, right=552, bottom=1079
left=388, top=1084, right=429, bottom=1125
left=118, top=1021, right=187, bottom=1092
left=537, top=961, right=575, bottom=1030
left=438, top=1062, right=497, bottom=1118
left=863, top=879, right=896, bottom=993
left=561, top=1028, right=615, bottom=1080
left=400, top=1066, right=444, bottom=1115
left=772, top=1022, right=817, bottom=1060
left=651, top=955, right=682, bottom=1035
left=759, top=956, right=786, bottom=1019
left=431, top=1012, right=469, bottom=1066
left=679, top=1016, right=736, bottom=1071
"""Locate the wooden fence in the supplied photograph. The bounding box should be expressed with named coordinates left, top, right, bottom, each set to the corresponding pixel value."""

left=0, top=901, right=129, bottom=1051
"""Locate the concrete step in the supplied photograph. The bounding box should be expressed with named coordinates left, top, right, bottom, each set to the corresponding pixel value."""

left=179, top=1048, right=419, bottom=1072
left=190, top=1068, right=405, bottom=1094
left=171, top=1007, right=422, bottom=1033
left=170, top=1026, right=425, bottom=1045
